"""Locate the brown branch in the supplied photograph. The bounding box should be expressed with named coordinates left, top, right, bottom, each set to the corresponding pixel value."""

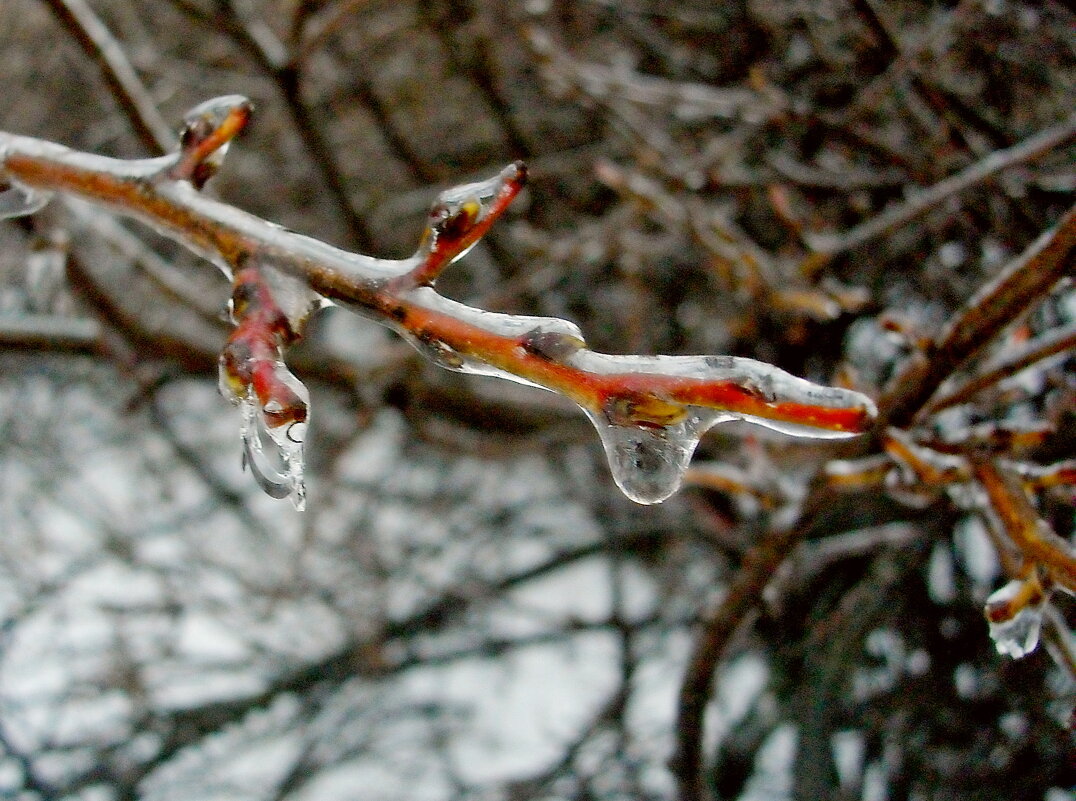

left=878, top=203, right=1076, bottom=429
left=806, top=114, right=1076, bottom=257
left=41, top=0, right=176, bottom=155
left=971, top=459, right=1076, bottom=593
left=670, top=501, right=824, bottom=801
left=0, top=313, right=101, bottom=353
left=166, top=0, right=378, bottom=250
left=924, top=321, right=1076, bottom=415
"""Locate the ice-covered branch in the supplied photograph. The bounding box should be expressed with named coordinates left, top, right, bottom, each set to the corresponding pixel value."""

left=0, top=95, right=876, bottom=506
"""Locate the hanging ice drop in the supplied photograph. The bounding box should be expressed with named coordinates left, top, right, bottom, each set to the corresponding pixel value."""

left=222, top=362, right=309, bottom=510
left=0, top=182, right=51, bottom=219
left=586, top=409, right=723, bottom=504
left=984, top=578, right=1045, bottom=659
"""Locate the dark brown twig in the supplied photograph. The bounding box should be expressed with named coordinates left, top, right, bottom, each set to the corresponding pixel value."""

left=41, top=0, right=176, bottom=155
left=924, top=321, right=1076, bottom=414
left=671, top=494, right=830, bottom=801
left=165, top=0, right=378, bottom=250
left=0, top=313, right=101, bottom=352
left=806, top=115, right=1076, bottom=257
left=878, top=204, right=1076, bottom=429
left=972, top=459, right=1076, bottom=592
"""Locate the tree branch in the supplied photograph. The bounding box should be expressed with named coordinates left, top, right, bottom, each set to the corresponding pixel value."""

left=1, top=96, right=876, bottom=507
left=41, top=0, right=176, bottom=155
left=877, top=203, right=1076, bottom=429
left=806, top=114, right=1076, bottom=257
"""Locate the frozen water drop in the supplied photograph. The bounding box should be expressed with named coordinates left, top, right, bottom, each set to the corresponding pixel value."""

left=0, top=182, right=51, bottom=219
left=987, top=605, right=1042, bottom=659
left=224, top=363, right=308, bottom=510
left=984, top=579, right=1044, bottom=659
left=587, top=409, right=712, bottom=504
left=239, top=398, right=307, bottom=510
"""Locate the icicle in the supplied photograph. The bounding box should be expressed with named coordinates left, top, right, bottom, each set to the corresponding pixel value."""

left=572, top=353, right=874, bottom=503
left=220, top=360, right=309, bottom=510
left=0, top=181, right=51, bottom=219
left=984, top=577, right=1046, bottom=659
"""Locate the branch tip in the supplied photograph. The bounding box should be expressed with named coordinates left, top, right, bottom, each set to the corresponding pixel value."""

left=399, top=160, right=528, bottom=288
left=169, top=95, right=254, bottom=188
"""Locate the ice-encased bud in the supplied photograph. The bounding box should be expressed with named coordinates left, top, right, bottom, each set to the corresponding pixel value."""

left=985, top=578, right=1045, bottom=659
left=0, top=182, right=51, bottom=219
left=175, top=95, right=253, bottom=188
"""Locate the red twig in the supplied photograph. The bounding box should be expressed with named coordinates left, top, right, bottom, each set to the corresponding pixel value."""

left=0, top=98, right=876, bottom=455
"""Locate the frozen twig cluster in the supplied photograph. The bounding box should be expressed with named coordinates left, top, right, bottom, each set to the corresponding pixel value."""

left=0, top=96, right=876, bottom=509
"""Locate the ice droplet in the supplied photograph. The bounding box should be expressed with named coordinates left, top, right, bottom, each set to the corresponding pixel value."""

left=0, top=182, right=51, bottom=219
left=222, top=364, right=309, bottom=510
left=985, top=579, right=1045, bottom=659
left=587, top=409, right=728, bottom=504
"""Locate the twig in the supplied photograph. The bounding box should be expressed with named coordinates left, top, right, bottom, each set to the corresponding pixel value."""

left=0, top=313, right=101, bottom=352
left=924, top=321, right=1076, bottom=414
left=526, top=27, right=785, bottom=123
left=671, top=506, right=820, bottom=801
left=806, top=114, right=1076, bottom=256
left=166, top=0, right=378, bottom=250
left=878, top=204, right=1076, bottom=429
left=294, top=0, right=376, bottom=64
left=971, top=459, right=1076, bottom=593
left=41, top=0, right=176, bottom=155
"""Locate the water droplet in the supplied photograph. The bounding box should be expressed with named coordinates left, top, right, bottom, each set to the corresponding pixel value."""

left=222, top=362, right=308, bottom=510
left=0, top=182, right=51, bottom=219
left=587, top=408, right=725, bottom=504
left=985, top=578, right=1044, bottom=659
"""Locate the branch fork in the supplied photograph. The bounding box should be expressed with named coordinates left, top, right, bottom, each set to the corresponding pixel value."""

left=1, top=96, right=878, bottom=508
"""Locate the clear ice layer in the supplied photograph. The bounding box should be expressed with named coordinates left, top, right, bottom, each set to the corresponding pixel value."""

left=0, top=182, right=52, bottom=219
left=221, top=362, right=309, bottom=511
left=380, top=289, right=875, bottom=504
left=985, top=579, right=1044, bottom=659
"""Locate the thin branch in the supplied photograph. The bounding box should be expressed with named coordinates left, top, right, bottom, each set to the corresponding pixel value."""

left=166, top=0, right=378, bottom=249
left=924, top=321, right=1076, bottom=414
left=41, top=0, right=176, bottom=155
left=971, top=459, right=1076, bottom=593
left=294, top=0, right=376, bottom=64
left=0, top=313, right=101, bottom=352
left=878, top=203, right=1076, bottom=429
left=526, top=27, right=786, bottom=123
left=806, top=113, right=1076, bottom=256
left=670, top=500, right=824, bottom=801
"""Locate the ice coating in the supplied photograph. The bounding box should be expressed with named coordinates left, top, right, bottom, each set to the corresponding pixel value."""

left=224, top=367, right=309, bottom=510
left=396, top=161, right=528, bottom=289
left=0, top=181, right=51, bottom=219
left=244, top=259, right=327, bottom=331
left=218, top=262, right=314, bottom=509
left=984, top=578, right=1045, bottom=659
